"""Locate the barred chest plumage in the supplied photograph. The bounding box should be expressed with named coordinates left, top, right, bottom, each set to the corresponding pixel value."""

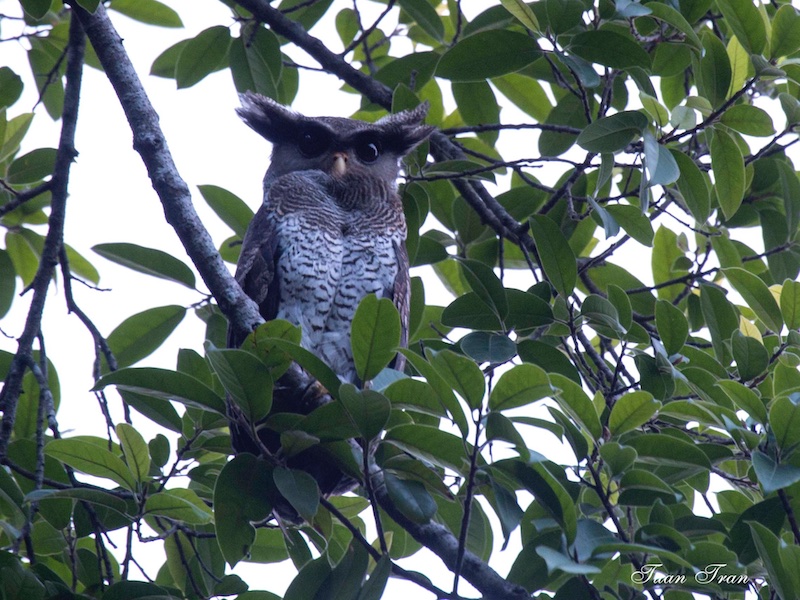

left=267, top=170, right=406, bottom=383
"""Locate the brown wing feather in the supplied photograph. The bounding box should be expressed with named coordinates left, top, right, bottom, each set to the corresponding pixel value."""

left=227, top=203, right=281, bottom=349
left=390, top=240, right=410, bottom=372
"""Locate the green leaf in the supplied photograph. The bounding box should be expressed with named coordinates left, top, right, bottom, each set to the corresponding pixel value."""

left=751, top=451, right=800, bottom=494
left=716, top=380, right=767, bottom=424
left=94, top=367, right=226, bottom=414
left=75, top=0, right=100, bottom=11
left=627, top=434, right=711, bottom=470
left=19, top=0, right=50, bottom=19
left=214, top=454, right=274, bottom=567
left=429, top=350, right=485, bottom=411
left=399, top=350, right=469, bottom=436
left=109, top=0, right=183, bottom=27
left=710, top=129, right=745, bottom=219
left=452, top=81, right=500, bottom=145
left=716, top=0, right=766, bottom=55
left=92, top=242, right=196, bottom=288
left=107, top=305, right=186, bottom=369
left=655, top=299, right=688, bottom=355
left=441, top=293, right=502, bottom=330
left=246, top=338, right=342, bottom=399
left=731, top=331, right=769, bottom=381
left=7, top=148, right=57, bottom=184
left=383, top=472, right=437, bottom=524
left=436, top=30, right=541, bottom=81
left=724, top=267, right=783, bottom=332
left=605, top=205, right=654, bottom=246
left=539, top=94, right=588, bottom=157
left=495, top=459, right=577, bottom=542
left=397, top=0, right=444, bottom=41
left=492, top=73, right=551, bottom=122
left=25, top=488, right=128, bottom=516
left=720, top=104, right=775, bottom=137
left=0, top=68, right=23, bottom=109
left=499, top=0, right=539, bottom=32
left=206, top=347, right=273, bottom=422
left=273, top=467, right=319, bottom=523
left=581, top=294, right=624, bottom=337
left=489, top=364, right=551, bottom=411
left=749, top=522, right=798, bottom=600
left=699, top=284, right=739, bottom=365
left=283, top=557, right=331, bottom=600
left=608, top=391, right=661, bottom=436
left=643, top=130, right=679, bottom=186
left=229, top=25, right=282, bottom=100
left=598, top=442, right=637, bottom=477
left=671, top=149, right=711, bottom=222
left=149, top=434, right=170, bottom=468
left=339, top=383, right=391, bottom=440
left=769, top=396, right=800, bottom=452
left=694, top=30, right=731, bottom=108
left=0, top=250, right=16, bottom=319
left=176, top=26, right=232, bottom=89
left=576, top=111, right=648, bottom=153
left=645, top=2, right=703, bottom=52
left=115, top=423, right=150, bottom=483
left=45, top=439, right=137, bottom=492
left=460, top=332, right=517, bottom=364
left=384, top=424, right=471, bottom=476
left=150, top=39, right=189, bottom=78
left=569, top=30, right=651, bottom=70
left=536, top=546, right=600, bottom=576
left=529, top=215, right=577, bottom=298
left=145, top=489, right=213, bottom=524
left=358, top=554, right=391, bottom=600
left=772, top=5, right=800, bottom=59
left=781, top=279, right=800, bottom=329
left=457, top=258, right=508, bottom=320
left=607, top=284, right=633, bottom=331
left=550, top=374, right=602, bottom=440
left=351, top=294, right=401, bottom=382
left=198, top=185, right=254, bottom=237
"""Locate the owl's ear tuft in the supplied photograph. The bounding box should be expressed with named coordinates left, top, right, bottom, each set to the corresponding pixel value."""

left=378, top=102, right=436, bottom=156
left=236, top=92, right=299, bottom=143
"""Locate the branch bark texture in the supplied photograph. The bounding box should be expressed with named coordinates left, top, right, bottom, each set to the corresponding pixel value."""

left=67, top=1, right=263, bottom=343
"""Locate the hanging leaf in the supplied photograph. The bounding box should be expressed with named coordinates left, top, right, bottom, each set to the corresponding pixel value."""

left=529, top=215, right=577, bottom=298
left=93, top=243, right=196, bottom=288
left=436, top=31, right=541, bottom=81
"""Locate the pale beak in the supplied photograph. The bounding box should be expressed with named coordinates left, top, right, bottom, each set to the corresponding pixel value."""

left=331, top=152, right=348, bottom=177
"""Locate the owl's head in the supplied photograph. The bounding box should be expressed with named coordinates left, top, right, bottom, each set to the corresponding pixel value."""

left=236, top=92, right=435, bottom=186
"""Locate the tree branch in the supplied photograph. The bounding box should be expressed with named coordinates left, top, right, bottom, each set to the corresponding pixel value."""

left=0, top=14, right=84, bottom=457
left=66, top=1, right=264, bottom=344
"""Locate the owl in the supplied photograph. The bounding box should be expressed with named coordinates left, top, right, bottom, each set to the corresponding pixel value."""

left=230, top=92, right=434, bottom=383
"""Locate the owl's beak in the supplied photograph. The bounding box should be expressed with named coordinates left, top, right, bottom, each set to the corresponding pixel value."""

left=331, top=152, right=348, bottom=177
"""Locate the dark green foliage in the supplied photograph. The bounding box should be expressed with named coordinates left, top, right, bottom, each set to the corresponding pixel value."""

left=3, top=1, right=800, bottom=599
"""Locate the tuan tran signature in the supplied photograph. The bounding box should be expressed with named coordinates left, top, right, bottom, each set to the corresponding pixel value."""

left=632, top=563, right=750, bottom=586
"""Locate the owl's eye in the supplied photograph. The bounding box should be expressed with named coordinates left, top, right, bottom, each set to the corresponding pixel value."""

left=297, top=128, right=330, bottom=158
left=355, top=139, right=381, bottom=163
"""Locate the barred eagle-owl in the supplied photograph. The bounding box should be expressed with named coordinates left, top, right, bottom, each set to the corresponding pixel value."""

left=230, top=92, right=433, bottom=380
left=228, top=93, right=433, bottom=497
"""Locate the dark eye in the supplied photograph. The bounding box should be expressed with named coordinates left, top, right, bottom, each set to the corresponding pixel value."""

left=355, top=139, right=381, bottom=163
left=298, top=128, right=330, bottom=158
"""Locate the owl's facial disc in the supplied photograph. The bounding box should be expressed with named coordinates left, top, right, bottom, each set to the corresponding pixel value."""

left=331, top=152, right=348, bottom=177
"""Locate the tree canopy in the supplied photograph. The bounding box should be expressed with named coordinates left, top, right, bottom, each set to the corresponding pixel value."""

left=2, top=0, right=800, bottom=599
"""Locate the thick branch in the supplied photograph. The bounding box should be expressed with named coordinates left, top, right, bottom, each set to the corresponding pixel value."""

left=66, top=2, right=263, bottom=342
left=0, top=15, right=84, bottom=456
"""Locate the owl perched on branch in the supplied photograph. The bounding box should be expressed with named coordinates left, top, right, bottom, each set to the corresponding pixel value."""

left=227, top=93, right=433, bottom=497
left=230, top=92, right=433, bottom=381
